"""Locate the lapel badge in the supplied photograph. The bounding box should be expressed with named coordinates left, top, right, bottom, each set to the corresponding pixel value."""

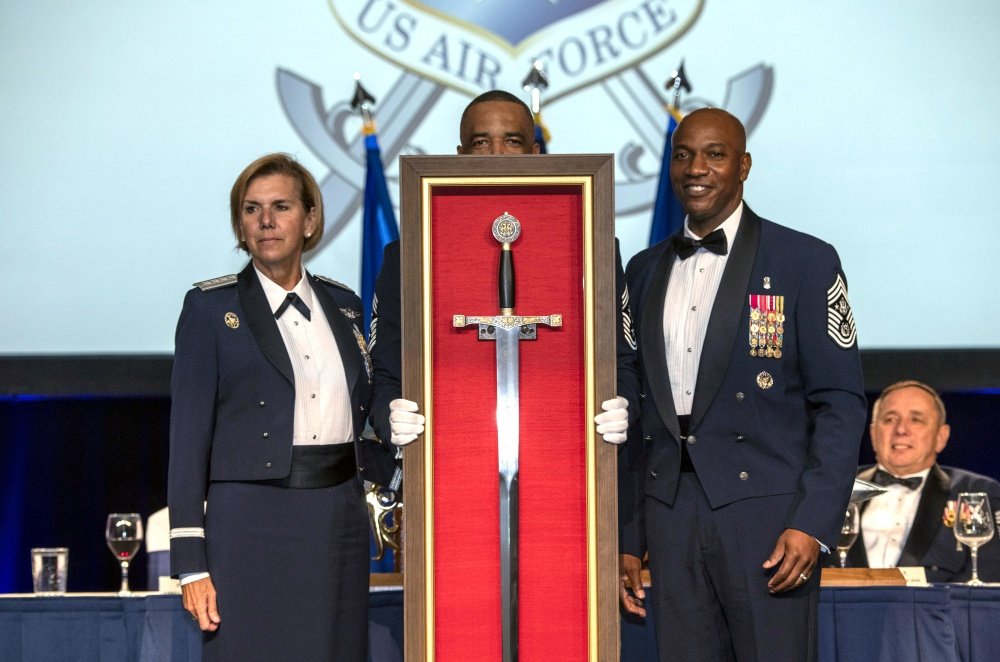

left=942, top=500, right=957, bottom=528
left=756, top=371, right=774, bottom=389
left=224, top=312, right=240, bottom=329
left=340, top=307, right=359, bottom=320
left=352, top=324, right=373, bottom=383
left=763, top=276, right=771, bottom=290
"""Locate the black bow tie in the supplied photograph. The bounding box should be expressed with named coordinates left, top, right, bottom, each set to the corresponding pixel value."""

left=871, top=469, right=923, bottom=491
left=274, top=292, right=311, bottom=321
left=672, top=229, right=728, bottom=259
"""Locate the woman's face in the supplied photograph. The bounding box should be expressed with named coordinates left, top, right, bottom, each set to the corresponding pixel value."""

left=239, top=173, right=316, bottom=274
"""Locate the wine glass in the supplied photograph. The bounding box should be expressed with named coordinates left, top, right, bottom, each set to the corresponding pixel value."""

left=953, top=493, right=995, bottom=586
left=105, top=513, right=143, bottom=596
left=836, top=503, right=861, bottom=568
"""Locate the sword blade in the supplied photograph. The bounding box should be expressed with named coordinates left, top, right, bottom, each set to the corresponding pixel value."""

left=499, top=472, right=518, bottom=662
left=495, top=324, right=520, bottom=662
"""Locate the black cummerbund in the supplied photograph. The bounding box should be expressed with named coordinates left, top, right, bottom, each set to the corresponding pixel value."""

left=677, top=415, right=695, bottom=472
left=255, top=443, right=357, bottom=489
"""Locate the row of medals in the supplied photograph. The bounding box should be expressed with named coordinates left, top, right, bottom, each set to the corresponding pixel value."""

left=749, top=295, right=784, bottom=358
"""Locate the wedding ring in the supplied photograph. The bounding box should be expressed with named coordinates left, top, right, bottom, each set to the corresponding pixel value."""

left=798, top=573, right=809, bottom=582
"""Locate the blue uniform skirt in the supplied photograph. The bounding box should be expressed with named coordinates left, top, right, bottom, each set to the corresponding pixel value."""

left=203, top=478, right=369, bottom=662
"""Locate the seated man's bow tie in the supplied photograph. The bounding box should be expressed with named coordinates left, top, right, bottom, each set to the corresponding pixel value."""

left=672, top=228, right=728, bottom=259
left=274, top=292, right=311, bottom=321
left=871, top=468, right=923, bottom=490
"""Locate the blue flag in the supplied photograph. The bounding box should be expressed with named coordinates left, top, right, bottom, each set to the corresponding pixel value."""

left=360, top=123, right=401, bottom=574
left=360, top=129, right=399, bottom=339
left=648, top=108, right=685, bottom=246
left=533, top=111, right=549, bottom=154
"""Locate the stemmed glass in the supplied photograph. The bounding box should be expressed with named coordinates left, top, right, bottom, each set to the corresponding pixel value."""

left=953, top=493, right=995, bottom=586
left=836, top=503, right=861, bottom=568
left=105, top=513, right=143, bottom=596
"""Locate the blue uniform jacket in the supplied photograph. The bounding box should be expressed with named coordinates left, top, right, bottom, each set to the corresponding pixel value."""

left=167, top=263, right=397, bottom=575
left=619, top=206, right=867, bottom=557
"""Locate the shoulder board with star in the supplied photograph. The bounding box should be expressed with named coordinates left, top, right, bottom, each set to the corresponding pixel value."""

left=314, top=275, right=355, bottom=293
left=193, top=274, right=237, bottom=291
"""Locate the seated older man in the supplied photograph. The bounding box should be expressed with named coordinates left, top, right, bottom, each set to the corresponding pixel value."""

left=841, top=380, right=1000, bottom=582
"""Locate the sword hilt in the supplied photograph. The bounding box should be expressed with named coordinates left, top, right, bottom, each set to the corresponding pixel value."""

left=499, top=242, right=514, bottom=313
left=493, top=212, right=520, bottom=314
left=453, top=212, right=561, bottom=339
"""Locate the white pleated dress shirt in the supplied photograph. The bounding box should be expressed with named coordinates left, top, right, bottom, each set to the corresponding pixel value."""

left=861, top=466, right=931, bottom=567
left=255, top=266, right=353, bottom=446
left=663, top=203, right=743, bottom=415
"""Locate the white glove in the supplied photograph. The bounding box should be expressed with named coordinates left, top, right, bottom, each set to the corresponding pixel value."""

left=389, top=398, right=425, bottom=446
left=594, top=396, right=629, bottom=444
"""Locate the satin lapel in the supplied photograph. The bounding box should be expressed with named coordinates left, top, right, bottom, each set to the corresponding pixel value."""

left=640, top=243, right=681, bottom=440
left=311, top=275, right=363, bottom=389
left=851, top=466, right=879, bottom=567
left=237, top=263, right=294, bottom=384
left=857, top=466, right=878, bottom=518
left=690, top=210, right=761, bottom=427
left=898, top=464, right=951, bottom=567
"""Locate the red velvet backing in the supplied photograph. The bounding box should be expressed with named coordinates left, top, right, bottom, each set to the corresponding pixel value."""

left=429, top=185, right=588, bottom=660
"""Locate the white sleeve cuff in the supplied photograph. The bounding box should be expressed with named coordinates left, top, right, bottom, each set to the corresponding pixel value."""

left=179, top=572, right=210, bottom=585
left=169, top=527, right=205, bottom=539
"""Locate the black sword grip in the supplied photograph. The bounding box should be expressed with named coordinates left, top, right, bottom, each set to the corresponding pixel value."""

left=499, top=244, right=514, bottom=311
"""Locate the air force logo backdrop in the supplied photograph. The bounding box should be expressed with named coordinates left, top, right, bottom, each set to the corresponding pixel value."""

left=282, top=0, right=773, bottom=256
left=409, top=0, right=607, bottom=46
left=331, top=0, right=702, bottom=99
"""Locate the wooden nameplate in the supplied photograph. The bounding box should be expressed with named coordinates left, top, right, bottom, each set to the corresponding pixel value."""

left=820, top=567, right=908, bottom=586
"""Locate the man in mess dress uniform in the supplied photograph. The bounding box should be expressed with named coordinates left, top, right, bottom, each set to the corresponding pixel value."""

left=617, top=108, right=866, bottom=661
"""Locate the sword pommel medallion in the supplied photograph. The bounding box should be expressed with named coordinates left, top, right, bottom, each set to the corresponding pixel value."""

left=492, top=211, right=521, bottom=244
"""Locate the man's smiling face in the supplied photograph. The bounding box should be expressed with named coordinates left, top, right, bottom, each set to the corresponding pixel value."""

left=871, top=385, right=950, bottom=476
left=669, top=108, right=751, bottom=235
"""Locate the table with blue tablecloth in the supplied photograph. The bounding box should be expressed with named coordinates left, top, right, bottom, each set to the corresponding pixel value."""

left=622, top=585, right=1000, bottom=662
left=0, top=590, right=402, bottom=662
left=1, top=586, right=998, bottom=661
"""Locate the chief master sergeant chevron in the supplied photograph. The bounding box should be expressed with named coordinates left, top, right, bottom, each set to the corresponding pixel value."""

left=617, top=108, right=866, bottom=662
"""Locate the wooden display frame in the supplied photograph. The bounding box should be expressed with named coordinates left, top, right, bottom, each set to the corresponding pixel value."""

left=398, top=154, right=618, bottom=661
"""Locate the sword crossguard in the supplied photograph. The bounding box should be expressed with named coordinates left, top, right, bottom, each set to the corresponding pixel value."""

left=453, top=314, right=561, bottom=341
left=453, top=314, right=562, bottom=330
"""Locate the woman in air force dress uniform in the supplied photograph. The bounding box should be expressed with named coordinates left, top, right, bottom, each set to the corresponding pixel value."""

left=168, top=153, right=396, bottom=661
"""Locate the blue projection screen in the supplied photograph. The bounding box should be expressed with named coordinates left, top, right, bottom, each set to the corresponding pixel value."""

left=2, top=0, right=999, bottom=357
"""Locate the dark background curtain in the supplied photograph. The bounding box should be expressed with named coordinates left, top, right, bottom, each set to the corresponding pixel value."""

left=1, top=397, right=169, bottom=593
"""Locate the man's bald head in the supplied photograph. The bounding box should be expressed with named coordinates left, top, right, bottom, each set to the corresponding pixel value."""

left=677, top=108, right=747, bottom=152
